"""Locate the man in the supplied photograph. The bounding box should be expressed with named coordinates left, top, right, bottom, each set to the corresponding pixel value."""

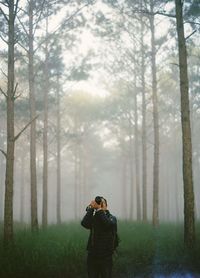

left=81, top=196, right=118, bottom=278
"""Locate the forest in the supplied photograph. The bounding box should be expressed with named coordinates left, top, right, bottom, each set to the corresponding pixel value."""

left=0, top=0, right=200, bottom=277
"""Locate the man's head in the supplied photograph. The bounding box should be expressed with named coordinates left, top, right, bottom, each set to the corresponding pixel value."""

left=95, top=196, right=107, bottom=210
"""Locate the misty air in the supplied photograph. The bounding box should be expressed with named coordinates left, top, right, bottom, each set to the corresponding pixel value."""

left=0, top=0, right=200, bottom=277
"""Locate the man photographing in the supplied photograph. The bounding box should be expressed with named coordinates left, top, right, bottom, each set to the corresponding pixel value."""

left=81, top=196, right=118, bottom=278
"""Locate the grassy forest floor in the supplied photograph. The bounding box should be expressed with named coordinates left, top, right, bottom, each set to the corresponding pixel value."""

left=0, top=222, right=200, bottom=278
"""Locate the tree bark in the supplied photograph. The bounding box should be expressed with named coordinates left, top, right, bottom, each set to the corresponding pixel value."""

left=141, top=12, right=148, bottom=222
left=4, top=0, right=16, bottom=243
left=28, top=0, right=38, bottom=231
left=121, top=149, right=128, bottom=219
left=150, top=1, right=160, bottom=227
left=56, top=75, right=61, bottom=225
left=128, top=115, right=134, bottom=220
left=134, top=90, right=141, bottom=221
left=74, top=143, right=78, bottom=220
left=42, top=17, right=49, bottom=228
left=20, top=153, right=25, bottom=223
left=175, top=0, right=195, bottom=247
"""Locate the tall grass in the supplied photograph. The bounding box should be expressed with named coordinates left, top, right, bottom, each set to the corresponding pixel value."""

left=0, top=222, right=199, bottom=278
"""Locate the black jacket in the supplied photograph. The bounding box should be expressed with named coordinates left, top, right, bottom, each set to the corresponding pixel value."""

left=81, top=208, right=117, bottom=258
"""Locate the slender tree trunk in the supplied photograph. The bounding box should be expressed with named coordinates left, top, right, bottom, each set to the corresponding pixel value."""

left=56, top=76, right=61, bottom=225
left=78, top=144, right=82, bottom=218
left=74, top=145, right=78, bottom=220
left=28, top=0, right=38, bottom=231
left=175, top=0, right=195, bottom=247
left=121, top=150, right=127, bottom=219
left=128, top=115, right=134, bottom=220
left=141, top=13, right=147, bottom=222
left=42, top=17, right=49, bottom=228
left=0, top=144, right=4, bottom=220
left=134, top=91, right=141, bottom=221
left=150, top=1, right=160, bottom=227
left=4, top=0, right=16, bottom=243
left=20, top=153, right=25, bottom=223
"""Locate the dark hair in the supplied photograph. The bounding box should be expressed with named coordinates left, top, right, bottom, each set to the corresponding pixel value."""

left=95, top=196, right=107, bottom=207
left=95, top=196, right=103, bottom=205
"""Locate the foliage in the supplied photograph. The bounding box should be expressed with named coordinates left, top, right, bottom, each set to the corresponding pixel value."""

left=0, top=222, right=200, bottom=277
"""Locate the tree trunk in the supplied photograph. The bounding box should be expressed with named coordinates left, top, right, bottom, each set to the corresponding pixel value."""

left=20, top=153, right=25, bottom=223
left=141, top=12, right=147, bottom=222
left=175, top=0, right=195, bottom=247
left=134, top=91, right=141, bottom=221
left=4, top=0, right=16, bottom=243
left=42, top=17, right=49, bottom=228
left=74, top=145, right=78, bottom=220
left=28, top=0, right=38, bottom=231
left=150, top=1, right=160, bottom=227
left=121, top=150, right=127, bottom=219
left=56, top=76, right=61, bottom=225
left=128, top=115, right=134, bottom=220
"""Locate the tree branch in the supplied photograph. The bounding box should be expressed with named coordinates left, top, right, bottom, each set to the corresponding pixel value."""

left=16, top=40, right=29, bottom=53
left=33, top=0, right=47, bottom=36
left=14, top=0, right=20, bottom=18
left=0, top=34, right=8, bottom=44
left=0, top=149, right=7, bottom=159
left=0, top=7, right=9, bottom=22
left=1, top=69, right=8, bottom=79
left=0, top=86, right=7, bottom=98
left=17, top=15, right=29, bottom=37
left=184, top=21, right=200, bottom=26
left=14, top=92, right=22, bottom=100
left=13, top=82, right=18, bottom=97
left=154, top=11, right=176, bottom=18
left=185, top=30, right=197, bottom=40
left=14, top=115, right=39, bottom=141
left=34, top=3, right=90, bottom=54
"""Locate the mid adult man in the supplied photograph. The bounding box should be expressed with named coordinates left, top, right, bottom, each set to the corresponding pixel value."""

left=81, top=196, right=118, bottom=278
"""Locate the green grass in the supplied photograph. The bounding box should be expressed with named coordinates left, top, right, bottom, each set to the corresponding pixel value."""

left=0, top=222, right=199, bottom=278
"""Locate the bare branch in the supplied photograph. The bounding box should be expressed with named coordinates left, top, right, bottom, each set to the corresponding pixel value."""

left=184, top=21, right=200, bottom=26
left=34, top=3, right=90, bottom=54
left=1, top=69, right=8, bottom=79
left=0, top=1, right=9, bottom=7
left=14, top=115, right=39, bottom=141
left=0, top=86, right=7, bottom=98
left=170, top=62, right=179, bottom=67
left=13, top=82, right=18, bottom=96
left=33, top=0, right=47, bottom=36
left=154, top=11, right=176, bottom=18
left=0, top=7, right=9, bottom=22
left=16, top=40, right=29, bottom=53
left=0, top=34, right=8, bottom=44
left=17, top=15, right=29, bottom=37
left=14, top=0, right=20, bottom=18
left=0, top=149, right=7, bottom=159
left=14, top=92, right=22, bottom=100
left=185, top=30, right=197, bottom=40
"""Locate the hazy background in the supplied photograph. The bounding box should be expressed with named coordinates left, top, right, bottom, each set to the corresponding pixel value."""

left=0, top=0, right=199, bottom=225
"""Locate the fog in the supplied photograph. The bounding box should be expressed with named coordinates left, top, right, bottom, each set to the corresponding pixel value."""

left=0, top=0, right=199, bottom=227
